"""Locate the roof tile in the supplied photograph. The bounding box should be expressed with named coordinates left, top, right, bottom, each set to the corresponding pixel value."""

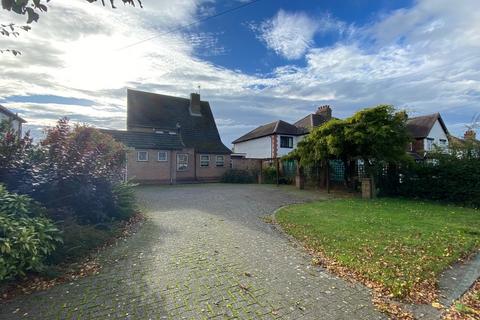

left=126, top=89, right=231, bottom=154
left=101, top=129, right=184, bottom=150
left=232, top=120, right=304, bottom=144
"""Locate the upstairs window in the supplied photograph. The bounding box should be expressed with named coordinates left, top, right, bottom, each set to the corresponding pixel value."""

left=215, top=155, right=225, bottom=167
left=280, top=136, right=293, bottom=148
left=426, top=138, right=434, bottom=151
left=176, top=154, right=188, bottom=171
left=137, top=151, right=148, bottom=162
left=158, top=151, right=168, bottom=162
left=439, top=139, right=447, bottom=147
left=200, top=155, right=210, bottom=167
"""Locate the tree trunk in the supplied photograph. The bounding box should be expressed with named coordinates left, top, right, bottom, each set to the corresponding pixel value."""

left=316, top=161, right=320, bottom=190
left=342, top=157, right=349, bottom=189
left=295, top=162, right=305, bottom=189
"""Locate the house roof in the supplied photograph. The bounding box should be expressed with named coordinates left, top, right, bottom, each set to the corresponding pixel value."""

left=0, top=104, right=26, bottom=123
left=294, top=113, right=330, bottom=132
left=406, top=113, right=449, bottom=139
left=101, top=129, right=185, bottom=150
left=126, top=89, right=231, bottom=154
left=232, top=120, right=304, bottom=144
left=449, top=134, right=480, bottom=147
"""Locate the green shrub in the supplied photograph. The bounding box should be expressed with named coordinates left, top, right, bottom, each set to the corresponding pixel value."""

left=0, top=184, right=45, bottom=217
left=262, top=166, right=277, bottom=184
left=0, top=186, right=62, bottom=281
left=110, top=182, right=138, bottom=220
left=47, top=218, right=117, bottom=265
left=221, top=169, right=257, bottom=183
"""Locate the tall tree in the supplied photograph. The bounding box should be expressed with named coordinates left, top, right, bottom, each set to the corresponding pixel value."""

left=344, top=105, right=410, bottom=179
left=289, top=105, right=411, bottom=190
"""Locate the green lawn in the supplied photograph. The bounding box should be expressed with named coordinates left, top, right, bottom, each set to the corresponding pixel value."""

left=276, top=198, right=480, bottom=299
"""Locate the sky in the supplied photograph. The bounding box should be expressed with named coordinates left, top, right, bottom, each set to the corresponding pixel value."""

left=0, top=0, right=479, bottom=146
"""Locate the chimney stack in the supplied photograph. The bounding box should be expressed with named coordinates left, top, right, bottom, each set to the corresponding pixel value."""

left=316, top=105, right=332, bottom=120
left=189, top=93, right=201, bottom=116
left=464, top=129, right=477, bottom=140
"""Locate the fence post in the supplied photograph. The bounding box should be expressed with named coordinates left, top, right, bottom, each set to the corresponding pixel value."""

left=295, top=163, right=304, bottom=190
left=361, top=178, right=375, bottom=199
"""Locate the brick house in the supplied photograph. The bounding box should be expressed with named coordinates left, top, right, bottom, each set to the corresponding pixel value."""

left=104, top=89, right=231, bottom=184
left=232, top=106, right=333, bottom=159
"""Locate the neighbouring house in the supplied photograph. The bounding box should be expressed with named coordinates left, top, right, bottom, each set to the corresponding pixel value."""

left=449, top=129, right=479, bottom=149
left=0, top=104, right=26, bottom=136
left=104, top=89, right=231, bottom=184
left=233, top=106, right=457, bottom=163
left=405, top=113, right=449, bottom=159
left=232, top=106, right=333, bottom=159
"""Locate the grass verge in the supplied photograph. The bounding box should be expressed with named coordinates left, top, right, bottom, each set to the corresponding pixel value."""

left=276, top=198, right=480, bottom=303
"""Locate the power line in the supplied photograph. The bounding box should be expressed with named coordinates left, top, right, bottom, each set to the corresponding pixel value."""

left=117, top=0, right=263, bottom=50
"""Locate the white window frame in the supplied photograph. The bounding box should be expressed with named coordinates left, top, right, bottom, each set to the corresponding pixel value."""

left=439, top=139, right=447, bottom=147
left=215, top=155, right=225, bottom=167
left=426, top=138, right=434, bottom=151
left=157, top=151, right=168, bottom=162
left=137, top=151, right=148, bottom=162
left=176, top=154, right=188, bottom=171
left=200, top=155, right=210, bottom=167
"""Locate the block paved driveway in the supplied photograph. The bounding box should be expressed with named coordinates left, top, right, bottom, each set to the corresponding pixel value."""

left=1, top=184, right=385, bottom=319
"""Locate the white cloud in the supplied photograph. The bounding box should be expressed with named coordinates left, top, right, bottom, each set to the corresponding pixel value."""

left=253, top=10, right=319, bottom=60
left=1, top=0, right=479, bottom=146
left=251, top=10, right=350, bottom=60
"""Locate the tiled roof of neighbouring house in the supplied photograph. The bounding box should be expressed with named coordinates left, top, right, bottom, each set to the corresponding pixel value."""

left=293, top=113, right=330, bottom=132
left=101, top=129, right=185, bottom=150
left=232, top=120, right=305, bottom=144
left=449, top=134, right=480, bottom=147
left=126, top=89, right=231, bottom=154
left=0, top=104, right=26, bottom=123
left=406, top=113, right=449, bottom=138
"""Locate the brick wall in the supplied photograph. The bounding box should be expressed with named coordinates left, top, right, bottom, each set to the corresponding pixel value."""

left=231, top=158, right=262, bottom=172
left=126, top=148, right=230, bottom=184
left=196, top=154, right=231, bottom=182
left=126, top=149, right=174, bottom=183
